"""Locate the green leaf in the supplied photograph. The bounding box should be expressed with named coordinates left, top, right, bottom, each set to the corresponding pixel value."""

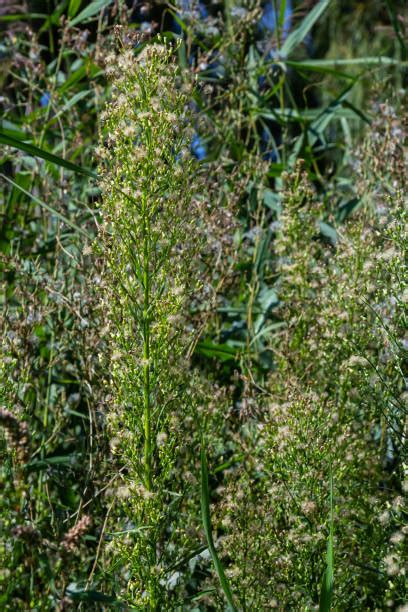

left=187, top=588, right=217, bottom=602
left=69, top=0, right=113, bottom=26
left=196, top=341, right=238, bottom=362
left=286, top=56, right=403, bottom=68
left=258, top=287, right=279, bottom=314
left=0, top=120, right=27, bottom=140
left=263, top=188, right=282, bottom=211
left=200, top=443, right=237, bottom=611
left=66, top=583, right=118, bottom=603
left=319, top=221, right=337, bottom=246
left=1, top=174, right=91, bottom=239
left=39, top=0, right=69, bottom=33
left=0, top=128, right=97, bottom=178
left=26, top=455, right=78, bottom=471
left=214, top=454, right=244, bottom=474
left=68, top=0, right=82, bottom=18
left=287, top=80, right=358, bottom=167
left=336, top=197, right=361, bottom=222
left=278, top=0, right=288, bottom=31
left=43, top=90, right=92, bottom=130
left=279, top=0, right=331, bottom=58
left=0, top=13, right=47, bottom=22
left=319, top=468, right=334, bottom=612
left=385, top=0, right=407, bottom=58
left=59, top=63, right=101, bottom=94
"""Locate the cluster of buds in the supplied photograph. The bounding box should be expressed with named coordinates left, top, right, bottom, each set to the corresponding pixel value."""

left=0, top=407, right=30, bottom=462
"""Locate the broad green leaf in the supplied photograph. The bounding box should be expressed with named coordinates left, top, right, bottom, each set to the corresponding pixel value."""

left=0, top=129, right=97, bottom=178
left=69, top=0, right=113, bottom=26
left=1, top=174, right=91, bottom=238
left=201, top=443, right=237, bottom=611
left=279, top=0, right=331, bottom=59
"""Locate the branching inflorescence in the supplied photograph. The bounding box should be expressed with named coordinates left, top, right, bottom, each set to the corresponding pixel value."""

left=97, top=37, right=211, bottom=607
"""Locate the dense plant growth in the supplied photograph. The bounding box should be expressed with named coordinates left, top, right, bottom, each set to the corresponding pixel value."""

left=0, top=0, right=406, bottom=609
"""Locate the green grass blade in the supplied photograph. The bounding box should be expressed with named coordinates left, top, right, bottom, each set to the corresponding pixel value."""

left=43, top=90, right=92, bottom=130
left=196, top=340, right=238, bottom=362
left=59, top=63, right=101, bottom=94
left=385, top=0, right=407, bottom=59
left=68, top=0, right=83, bottom=18
left=286, top=57, right=404, bottom=69
left=319, top=467, right=334, bottom=611
left=287, top=79, right=358, bottom=167
left=0, top=13, right=47, bottom=22
left=0, top=128, right=97, bottom=178
left=1, top=174, right=91, bottom=239
left=200, top=443, right=237, bottom=611
left=278, top=0, right=287, bottom=30
left=69, top=0, right=113, bottom=26
left=279, top=0, right=331, bottom=58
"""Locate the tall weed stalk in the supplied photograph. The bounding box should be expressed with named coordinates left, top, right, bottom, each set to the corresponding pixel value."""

left=97, top=37, right=221, bottom=607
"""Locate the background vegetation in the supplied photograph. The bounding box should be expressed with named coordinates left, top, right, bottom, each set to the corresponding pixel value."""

left=0, top=0, right=406, bottom=609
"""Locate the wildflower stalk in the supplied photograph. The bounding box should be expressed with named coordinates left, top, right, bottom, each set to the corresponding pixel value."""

left=97, top=37, right=204, bottom=607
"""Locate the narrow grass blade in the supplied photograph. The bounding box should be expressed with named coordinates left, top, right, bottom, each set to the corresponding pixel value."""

left=279, top=0, right=331, bottom=58
left=200, top=443, right=236, bottom=611
left=1, top=174, right=91, bottom=239
left=385, top=0, right=407, bottom=59
left=0, top=129, right=97, bottom=179
left=43, top=90, right=92, bottom=130
left=69, top=0, right=113, bottom=26
left=196, top=340, right=238, bottom=362
left=59, top=63, right=101, bottom=94
left=66, top=583, right=118, bottom=604
left=68, top=0, right=83, bottom=19
left=286, top=57, right=403, bottom=69
left=287, top=79, right=358, bottom=167
left=319, top=468, right=334, bottom=612
left=278, top=0, right=287, bottom=30
left=0, top=13, right=47, bottom=21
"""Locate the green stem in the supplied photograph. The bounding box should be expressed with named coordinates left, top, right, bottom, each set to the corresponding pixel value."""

left=141, top=196, right=157, bottom=610
left=142, top=201, right=153, bottom=493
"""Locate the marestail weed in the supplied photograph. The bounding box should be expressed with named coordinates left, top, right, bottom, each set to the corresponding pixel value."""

left=97, top=36, right=224, bottom=607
